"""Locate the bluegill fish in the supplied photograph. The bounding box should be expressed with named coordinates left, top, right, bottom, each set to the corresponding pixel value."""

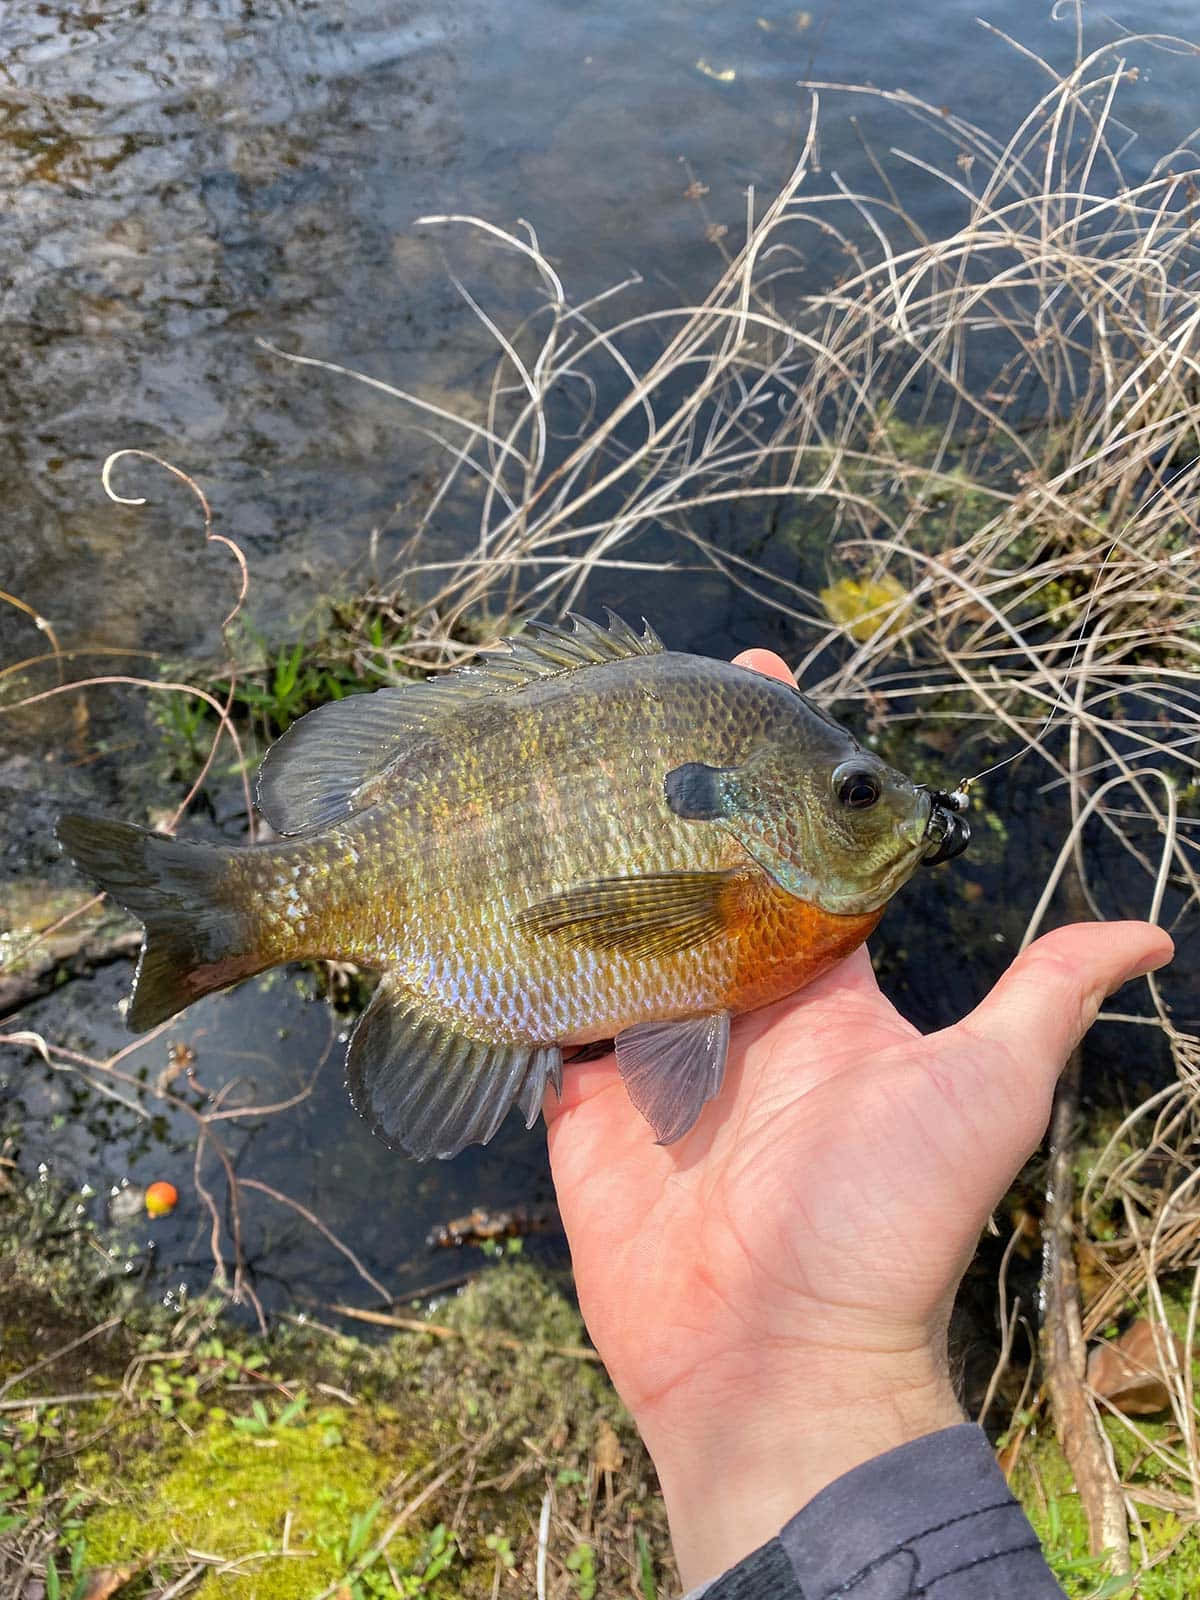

left=56, top=614, right=968, bottom=1159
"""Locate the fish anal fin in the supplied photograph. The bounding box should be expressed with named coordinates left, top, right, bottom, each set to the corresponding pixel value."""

left=516, top=870, right=739, bottom=961
left=346, top=978, right=562, bottom=1160
left=615, top=1013, right=731, bottom=1144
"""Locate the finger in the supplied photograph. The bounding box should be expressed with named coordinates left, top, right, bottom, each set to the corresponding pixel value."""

left=733, top=648, right=796, bottom=686
left=958, top=921, right=1173, bottom=1102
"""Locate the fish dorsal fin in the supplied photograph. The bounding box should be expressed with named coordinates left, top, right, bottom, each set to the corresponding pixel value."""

left=255, top=611, right=664, bottom=835
left=347, top=976, right=564, bottom=1160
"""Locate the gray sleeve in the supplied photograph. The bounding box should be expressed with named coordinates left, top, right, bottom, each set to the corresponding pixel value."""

left=689, top=1424, right=1066, bottom=1599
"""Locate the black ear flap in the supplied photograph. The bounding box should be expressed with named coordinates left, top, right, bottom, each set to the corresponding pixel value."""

left=664, top=762, right=727, bottom=821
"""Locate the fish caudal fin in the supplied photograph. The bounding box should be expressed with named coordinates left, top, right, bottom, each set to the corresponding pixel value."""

left=56, top=814, right=267, bottom=1031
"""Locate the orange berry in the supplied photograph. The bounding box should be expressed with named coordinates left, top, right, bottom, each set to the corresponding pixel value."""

left=145, top=1181, right=179, bottom=1218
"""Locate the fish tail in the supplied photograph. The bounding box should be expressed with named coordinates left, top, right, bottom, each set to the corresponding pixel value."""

left=56, top=814, right=271, bottom=1031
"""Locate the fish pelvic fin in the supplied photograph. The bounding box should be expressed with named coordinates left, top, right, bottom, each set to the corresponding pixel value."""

left=56, top=814, right=269, bottom=1031
left=346, top=976, right=563, bottom=1160
left=615, top=1012, right=731, bottom=1144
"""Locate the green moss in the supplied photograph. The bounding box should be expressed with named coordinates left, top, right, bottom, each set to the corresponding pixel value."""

left=1010, top=1423, right=1200, bottom=1598
left=64, top=1265, right=656, bottom=1600
left=83, top=1409, right=404, bottom=1599
left=0, top=1170, right=669, bottom=1600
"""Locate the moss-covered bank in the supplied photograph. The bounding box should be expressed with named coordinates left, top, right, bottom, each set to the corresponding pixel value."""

left=7, top=1168, right=1200, bottom=1600
left=0, top=1173, right=670, bottom=1599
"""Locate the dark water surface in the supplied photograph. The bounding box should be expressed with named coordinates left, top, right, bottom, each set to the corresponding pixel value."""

left=2, top=2, right=1198, bottom=1315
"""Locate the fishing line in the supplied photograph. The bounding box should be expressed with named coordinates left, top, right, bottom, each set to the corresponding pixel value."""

left=937, top=451, right=1200, bottom=813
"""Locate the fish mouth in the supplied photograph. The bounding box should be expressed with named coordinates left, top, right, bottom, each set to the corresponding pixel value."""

left=921, top=794, right=971, bottom=865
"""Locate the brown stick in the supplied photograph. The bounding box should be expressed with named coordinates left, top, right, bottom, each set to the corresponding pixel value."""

left=1041, top=839, right=1132, bottom=1572
left=326, top=1301, right=601, bottom=1362
left=1042, top=1042, right=1130, bottom=1567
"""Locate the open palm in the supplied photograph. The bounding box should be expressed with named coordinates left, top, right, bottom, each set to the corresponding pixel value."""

left=543, top=650, right=1173, bottom=1587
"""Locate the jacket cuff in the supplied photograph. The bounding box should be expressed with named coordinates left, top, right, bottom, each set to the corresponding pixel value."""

left=692, top=1423, right=1065, bottom=1599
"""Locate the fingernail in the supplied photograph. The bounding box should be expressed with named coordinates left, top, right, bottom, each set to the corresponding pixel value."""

left=1119, top=941, right=1174, bottom=988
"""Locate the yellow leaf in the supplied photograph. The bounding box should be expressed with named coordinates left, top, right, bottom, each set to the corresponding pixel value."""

left=819, top=574, right=911, bottom=642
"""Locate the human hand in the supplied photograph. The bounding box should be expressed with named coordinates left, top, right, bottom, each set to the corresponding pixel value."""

left=544, top=649, right=1174, bottom=1590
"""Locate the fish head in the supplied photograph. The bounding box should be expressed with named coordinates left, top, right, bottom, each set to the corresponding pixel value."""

left=665, top=683, right=969, bottom=915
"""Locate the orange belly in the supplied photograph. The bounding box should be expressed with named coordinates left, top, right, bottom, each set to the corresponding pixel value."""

left=720, top=867, right=883, bottom=1015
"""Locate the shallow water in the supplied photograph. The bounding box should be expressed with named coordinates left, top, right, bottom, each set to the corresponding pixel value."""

left=2, top=1, right=1198, bottom=1315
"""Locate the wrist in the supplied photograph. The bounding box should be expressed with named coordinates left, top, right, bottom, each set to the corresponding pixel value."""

left=640, top=1346, right=964, bottom=1590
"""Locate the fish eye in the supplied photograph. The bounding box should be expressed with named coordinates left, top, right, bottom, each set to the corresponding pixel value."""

left=833, top=764, right=882, bottom=810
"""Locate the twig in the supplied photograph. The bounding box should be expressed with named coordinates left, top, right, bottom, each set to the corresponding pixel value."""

left=536, top=1488, right=552, bottom=1600
left=325, top=1302, right=601, bottom=1361
left=238, top=1178, right=392, bottom=1304
left=0, top=1315, right=122, bottom=1401
left=0, top=1391, right=117, bottom=1411
left=151, top=1561, right=208, bottom=1600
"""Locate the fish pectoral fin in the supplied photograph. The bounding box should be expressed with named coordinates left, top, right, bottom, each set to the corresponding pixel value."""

left=346, top=977, right=562, bottom=1160
left=516, top=871, right=737, bottom=960
left=615, top=1012, right=731, bottom=1144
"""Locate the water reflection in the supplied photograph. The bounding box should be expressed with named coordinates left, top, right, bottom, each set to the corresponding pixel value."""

left=1, top=0, right=478, bottom=669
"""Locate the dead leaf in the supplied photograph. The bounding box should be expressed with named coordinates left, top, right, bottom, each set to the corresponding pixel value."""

left=78, top=1567, right=141, bottom=1600
left=593, top=1419, right=623, bottom=1475
left=1087, top=1319, right=1185, bottom=1415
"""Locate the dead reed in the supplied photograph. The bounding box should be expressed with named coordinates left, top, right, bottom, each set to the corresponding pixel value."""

left=287, top=27, right=1199, bottom=1574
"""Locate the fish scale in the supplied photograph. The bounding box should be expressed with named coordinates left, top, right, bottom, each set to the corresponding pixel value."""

left=55, top=613, right=967, bottom=1159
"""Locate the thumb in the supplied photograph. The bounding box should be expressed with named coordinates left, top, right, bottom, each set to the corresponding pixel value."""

left=732, top=648, right=796, bottom=686
left=958, top=920, right=1173, bottom=1110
